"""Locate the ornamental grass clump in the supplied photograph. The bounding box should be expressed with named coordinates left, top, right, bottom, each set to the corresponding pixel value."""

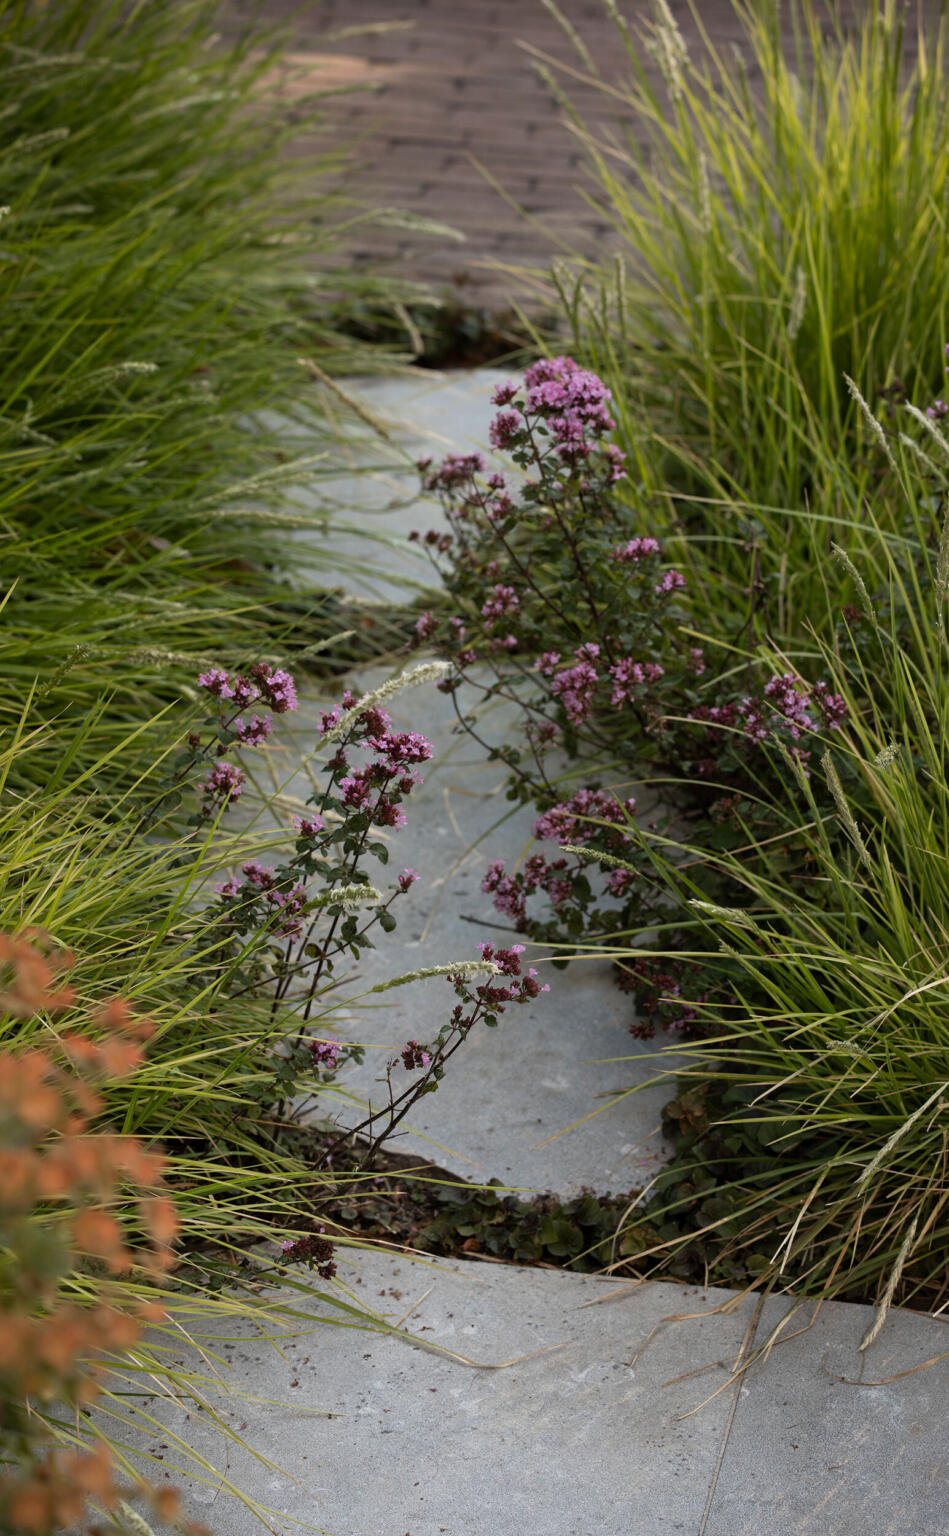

left=0, top=0, right=410, bottom=803
left=617, top=569, right=949, bottom=1314
left=524, top=0, right=949, bottom=640
left=560, top=427, right=949, bottom=1311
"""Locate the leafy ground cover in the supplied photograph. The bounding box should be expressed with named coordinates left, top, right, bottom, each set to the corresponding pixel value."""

left=292, top=1132, right=653, bottom=1274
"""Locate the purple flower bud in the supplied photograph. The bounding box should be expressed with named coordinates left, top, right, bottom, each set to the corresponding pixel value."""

left=311, top=1038, right=341, bottom=1070
left=202, top=761, right=245, bottom=804
left=401, top=1039, right=432, bottom=1071
left=197, top=668, right=233, bottom=699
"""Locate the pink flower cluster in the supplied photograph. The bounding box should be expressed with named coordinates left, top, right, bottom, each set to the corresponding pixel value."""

left=538, top=643, right=665, bottom=725
left=607, top=537, right=685, bottom=597
left=401, top=1039, right=432, bottom=1071
left=196, top=663, right=299, bottom=812
left=747, top=673, right=848, bottom=743
left=619, top=955, right=711, bottom=1041
left=198, top=664, right=298, bottom=715
left=485, top=856, right=579, bottom=926
left=688, top=672, right=848, bottom=772
left=546, top=642, right=602, bottom=724
left=235, top=714, right=273, bottom=747
left=489, top=355, right=622, bottom=469
left=489, top=410, right=521, bottom=450
left=338, top=728, right=434, bottom=829
left=202, top=761, right=245, bottom=805
left=482, top=814, right=636, bottom=927
left=472, top=942, right=549, bottom=1004
left=521, top=854, right=574, bottom=915
left=610, top=537, right=662, bottom=563
left=415, top=610, right=438, bottom=640
left=311, top=1038, right=341, bottom=1070
left=417, top=451, right=486, bottom=493
left=609, top=658, right=665, bottom=707
left=367, top=731, right=433, bottom=768
left=481, top=583, right=520, bottom=625
left=533, top=787, right=638, bottom=849
left=216, top=860, right=308, bottom=939
left=319, top=698, right=392, bottom=742
left=482, top=860, right=529, bottom=927
left=295, top=814, right=325, bottom=838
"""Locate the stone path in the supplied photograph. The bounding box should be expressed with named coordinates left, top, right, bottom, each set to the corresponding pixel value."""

left=149, top=374, right=948, bottom=1535
left=130, top=1251, right=949, bottom=1536
left=262, top=656, right=675, bottom=1199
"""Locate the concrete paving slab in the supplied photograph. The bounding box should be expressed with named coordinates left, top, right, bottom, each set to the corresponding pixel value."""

left=704, top=1295, right=949, bottom=1536
left=270, top=369, right=510, bottom=602
left=233, top=655, right=679, bottom=1200
left=125, top=1251, right=760, bottom=1536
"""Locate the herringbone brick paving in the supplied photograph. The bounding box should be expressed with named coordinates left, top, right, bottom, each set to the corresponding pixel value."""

left=223, top=1, right=930, bottom=304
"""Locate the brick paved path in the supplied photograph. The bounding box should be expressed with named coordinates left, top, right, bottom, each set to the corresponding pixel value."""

left=223, top=1, right=925, bottom=305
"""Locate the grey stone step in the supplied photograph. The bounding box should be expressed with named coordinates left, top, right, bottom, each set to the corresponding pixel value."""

left=266, top=369, right=510, bottom=603
left=121, top=1250, right=949, bottom=1536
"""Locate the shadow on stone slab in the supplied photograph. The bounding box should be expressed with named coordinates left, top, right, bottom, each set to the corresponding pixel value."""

left=269, top=369, right=511, bottom=603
